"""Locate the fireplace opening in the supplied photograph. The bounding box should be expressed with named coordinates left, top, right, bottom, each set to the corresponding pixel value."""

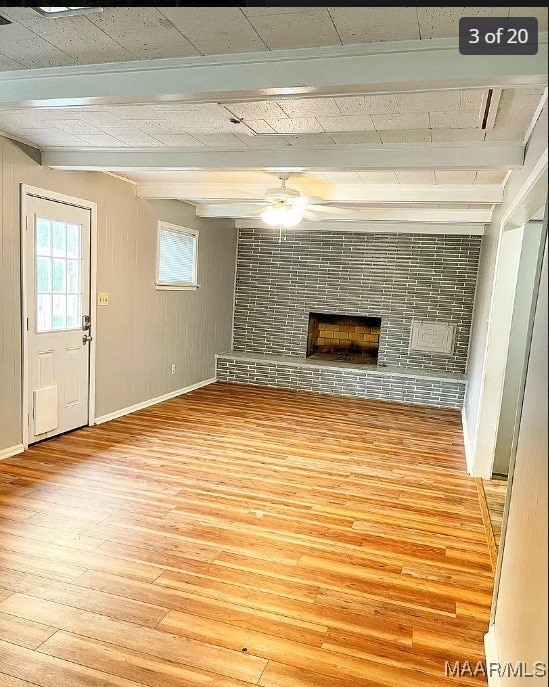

left=306, top=313, right=381, bottom=365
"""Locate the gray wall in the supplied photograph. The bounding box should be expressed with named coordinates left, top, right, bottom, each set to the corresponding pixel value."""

left=233, top=229, right=481, bottom=373
left=0, top=134, right=237, bottom=452
left=492, top=241, right=547, bottom=684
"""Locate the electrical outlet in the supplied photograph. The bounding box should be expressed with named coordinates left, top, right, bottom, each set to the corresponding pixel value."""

left=171, top=364, right=176, bottom=374
left=97, top=291, right=109, bottom=306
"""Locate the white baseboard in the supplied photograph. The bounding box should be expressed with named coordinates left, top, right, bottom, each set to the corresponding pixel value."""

left=94, top=378, right=216, bottom=425
left=484, top=626, right=502, bottom=687
left=0, top=443, right=25, bottom=462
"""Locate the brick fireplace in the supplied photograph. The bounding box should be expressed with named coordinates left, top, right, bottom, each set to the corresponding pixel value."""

left=307, top=312, right=381, bottom=365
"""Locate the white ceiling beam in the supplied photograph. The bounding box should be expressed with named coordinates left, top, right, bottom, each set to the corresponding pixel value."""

left=42, top=143, right=524, bottom=172
left=197, top=204, right=493, bottom=223
left=0, top=35, right=547, bottom=108
left=235, top=220, right=485, bottom=235
left=137, top=182, right=504, bottom=204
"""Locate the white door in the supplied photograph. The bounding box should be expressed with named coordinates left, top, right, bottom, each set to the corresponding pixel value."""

left=26, top=195, right=92, bottom=444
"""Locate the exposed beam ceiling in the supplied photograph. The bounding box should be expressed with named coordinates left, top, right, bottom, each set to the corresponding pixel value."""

left=41, top=143, right=524, bottom=172
left=137, top=183, right=504, bottom=204
left=197, top=204, right=492, bottom=223
left=0, top=36, right=547, bottom=108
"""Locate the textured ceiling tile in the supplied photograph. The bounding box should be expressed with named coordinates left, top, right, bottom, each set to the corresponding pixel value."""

left=396, top=170, right=437, bottom=184
left=460, top=90, right=487, bottom=113
left=474, top=170, right=508, bottom=184
left=372, top=113, right=430, bottom=131
left=429, top=110, right=482, bottom=129
left=99, top=127, right=163, bottom=146
left=335, top=94, right=400, bottom=116
left=431, top=129, right=487, bottom=142
left=78, top=134, right=129, bottom=147
left=417, top=6, right=503, bottom=39
left=158, top=7, right=267, bottom=54
left=234, top=134, right=290, bottom=148
left=397, top=90, right=462, bottom=113
left=87, top=7, right=199, bottom=59
left=150, top=134, right=204, bottom=147
left=241, top=7, right=310, bottom=16
left=248, top=8, right=341, bottom=49
left=268, top=118, right=325, bottom=134
left=317, top=115, right=375, bottom=132
left=320, top=171, right=364, bottom=184
left=278, top=98, right=341, bottom=118
left=224, top=101, right=288, bottom=121
left=6, top=13, right=135, bottom=64
left=435, top=170, right=477, bottom=184
left=379, top=129, right=432, bottom=143
left=0, top=23, right=74, bottom=68
left=53, top=120, right=104, bottom=135
left=0, top=53, right=25, bottom=70
left=509, top=6, right=548, bottom=30
left=244, top=120, right=277, bottom=134
left=189, top=132, right=247, bottom=148
left=330, top=131, right=383, bottom=145
left=328, top=7, right=419, bottom=43
left=283, top=134, right=337, bottom=147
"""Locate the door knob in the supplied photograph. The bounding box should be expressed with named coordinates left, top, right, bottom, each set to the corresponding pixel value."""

left=82, top=334, right=93, bottom=344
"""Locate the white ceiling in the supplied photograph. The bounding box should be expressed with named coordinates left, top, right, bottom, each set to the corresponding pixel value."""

left=0, top=88, right=544, bottom=150
left=0, top=6, right=546, bottom=69
left=0, top=6, right=546, bottom=228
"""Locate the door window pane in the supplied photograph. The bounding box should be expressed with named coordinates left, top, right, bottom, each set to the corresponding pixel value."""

left=36, top=218, right=51, bottom=256
left=67, top=295, right=79, bottom=328
left=36, top=257, right=52, bottom=293
left=52, top=221, right=66, bottom=257
left=35, top=216, right=83, bottom=332
left=52, top=294, right=67, bottom=329
left=67, top=260, right=79, bottom=293
left=66, top=224, right=80, bottom=259
left=37, top=294, right=52, bottom=332
left=52, top=258, right=67, bottom=293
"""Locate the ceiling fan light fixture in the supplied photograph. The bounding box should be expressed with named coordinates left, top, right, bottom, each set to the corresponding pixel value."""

left=260, top=201, right=302, bottom=228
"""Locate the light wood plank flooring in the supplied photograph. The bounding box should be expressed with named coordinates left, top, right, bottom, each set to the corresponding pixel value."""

left=0, top=382, right=493, bottom=686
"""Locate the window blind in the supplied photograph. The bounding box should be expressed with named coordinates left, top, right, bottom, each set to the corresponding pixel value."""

left=157, top=226, right=197, bottom=286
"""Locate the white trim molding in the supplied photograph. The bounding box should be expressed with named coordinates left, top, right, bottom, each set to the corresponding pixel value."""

left=484, top=627, right=503, bottom=687
left=0, top=35, right=546, bottom=107
left=94, top=378, right=216, bottom=425
left=41, top=142, right=525, bottom=173
left=461, top=407, right=474, bottom=474
left=0, top=444, right=25, bottom=462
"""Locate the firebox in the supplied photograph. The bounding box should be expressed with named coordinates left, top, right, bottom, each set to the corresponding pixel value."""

left=306, top=313, right=381, bottom=365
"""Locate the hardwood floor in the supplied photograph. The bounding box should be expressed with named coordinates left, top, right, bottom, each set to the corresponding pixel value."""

left=0, top=382, right=493, bottom=686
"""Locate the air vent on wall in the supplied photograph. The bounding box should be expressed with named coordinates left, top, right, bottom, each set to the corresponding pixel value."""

left=0, top=15, right=11, bottom=25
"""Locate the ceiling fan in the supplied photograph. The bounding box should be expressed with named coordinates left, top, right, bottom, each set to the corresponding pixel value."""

left=234, top=172, right=361, bottom=229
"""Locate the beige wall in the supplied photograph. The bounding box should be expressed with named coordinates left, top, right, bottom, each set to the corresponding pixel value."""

left=491, top=242, right=547, bottom=684
left=0, top=135, right=237, bottom=452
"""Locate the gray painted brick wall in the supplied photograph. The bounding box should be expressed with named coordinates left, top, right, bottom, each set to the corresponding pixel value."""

left=233, top=229, right=482, bottom=374
left=217, top=354, right=466, bottom=409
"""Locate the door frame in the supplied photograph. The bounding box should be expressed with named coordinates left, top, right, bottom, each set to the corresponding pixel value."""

left=20, top=184, right=98, bottom=449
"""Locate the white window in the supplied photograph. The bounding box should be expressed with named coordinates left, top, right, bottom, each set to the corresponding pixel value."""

left=156, top=222, right=198, bottom=290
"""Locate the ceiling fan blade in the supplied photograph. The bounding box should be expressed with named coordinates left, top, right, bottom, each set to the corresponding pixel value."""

left=302, top=207, right=363, bottom=222
left=305, top=204, right=361, bottom=215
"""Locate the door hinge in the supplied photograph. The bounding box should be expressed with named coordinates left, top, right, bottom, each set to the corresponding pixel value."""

left=26, top=317, right=29, bottom=331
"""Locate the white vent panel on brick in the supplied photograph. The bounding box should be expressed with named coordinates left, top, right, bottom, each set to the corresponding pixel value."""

left=409, top=321, right=456, bottom=355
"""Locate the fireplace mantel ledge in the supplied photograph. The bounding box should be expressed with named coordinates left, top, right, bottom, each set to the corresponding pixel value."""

left=216, top=351, right=465, bottom=383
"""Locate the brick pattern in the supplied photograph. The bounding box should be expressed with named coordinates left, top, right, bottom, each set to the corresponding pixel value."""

left=233, top=230, right=482, bottom=373
left=217, top=355, right=466, bottom=409
left=312, top=314, right=380, bottom=355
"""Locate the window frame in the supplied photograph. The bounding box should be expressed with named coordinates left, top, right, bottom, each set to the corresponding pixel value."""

left=155, top=221, right=199, bottom=291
